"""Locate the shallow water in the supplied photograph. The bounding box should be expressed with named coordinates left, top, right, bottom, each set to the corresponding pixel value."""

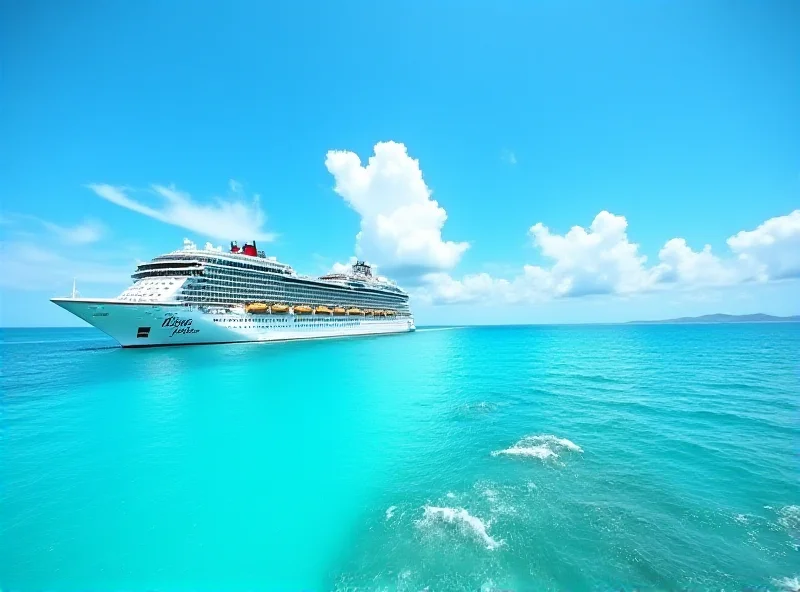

left=1, top=324, right=798, bottom=590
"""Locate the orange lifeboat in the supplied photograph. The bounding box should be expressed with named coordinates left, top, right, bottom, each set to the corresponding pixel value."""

left=246, top=302, right=268, bottom=314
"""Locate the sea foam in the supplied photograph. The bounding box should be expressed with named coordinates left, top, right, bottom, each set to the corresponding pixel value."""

left=773, top=576, right=800, bottom=591
left=491, top=434, right=583, bottom=461
left=778, top=505, right=800, bottom=533
left=733, top=513, right=749, bottom=525
left=418, top=505, right=504, bottom=550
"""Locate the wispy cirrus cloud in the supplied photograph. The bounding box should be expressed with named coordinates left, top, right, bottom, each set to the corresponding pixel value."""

left=87, top=180, right=274, bottom=242
left=0, top=214, right=132, bottom=292
left=40, top=219, right=106, bottom=244
left=501, top=149, right=517, bottom=165
left=0, top=239, right=132, bottom=291
left=2, top=214, right=106, bottom=245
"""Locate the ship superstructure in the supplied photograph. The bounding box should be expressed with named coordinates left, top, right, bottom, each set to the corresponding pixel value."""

left=52, top=239, right=415, bottom=347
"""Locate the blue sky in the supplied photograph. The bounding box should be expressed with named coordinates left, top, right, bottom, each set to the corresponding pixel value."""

left=2, top=0, right=798, bottom=327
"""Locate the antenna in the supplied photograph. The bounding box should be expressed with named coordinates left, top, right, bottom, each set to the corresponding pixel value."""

left=71, top=278, right=79, bottom=299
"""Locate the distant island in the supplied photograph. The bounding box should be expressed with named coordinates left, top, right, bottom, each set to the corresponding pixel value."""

left=629, top=313, right=800, bottom=325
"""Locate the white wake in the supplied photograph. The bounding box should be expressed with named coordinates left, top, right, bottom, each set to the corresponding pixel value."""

left=418, top=505, right=504, bottom=550
left=492, top=434, right=583, bottom=461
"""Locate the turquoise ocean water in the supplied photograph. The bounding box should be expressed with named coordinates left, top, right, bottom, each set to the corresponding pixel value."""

left=1, top=324, right=798, bottom=591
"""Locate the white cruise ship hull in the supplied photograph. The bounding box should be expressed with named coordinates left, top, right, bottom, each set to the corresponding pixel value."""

left=52, top=299, right=415, bottom=348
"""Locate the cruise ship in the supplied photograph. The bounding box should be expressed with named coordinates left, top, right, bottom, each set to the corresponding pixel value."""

left=52, top=239, right=415, bottom=347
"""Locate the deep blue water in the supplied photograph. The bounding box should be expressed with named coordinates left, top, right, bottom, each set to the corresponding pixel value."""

left=1, top=324, right=799, bottom=591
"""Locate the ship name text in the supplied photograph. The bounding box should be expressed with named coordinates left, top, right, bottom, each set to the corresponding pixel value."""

left=162, top=316, right=200, bottom=337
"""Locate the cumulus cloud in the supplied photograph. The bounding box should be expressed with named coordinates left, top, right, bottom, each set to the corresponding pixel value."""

left=330, top=261, right=352, bottom=274
left=419, top=266, right=559, bottom=305
left=652, top=238, right=741, bottom=286
left=327, top=257, right=397, bottom=284
left=87, top=181, right=273, bottom=242
left=419, top=272, right=505, bottom=305
left=418, top=209, right=800, bottom=305
left=328, top=257, right=359, bottom=275
left=727, top=209, right=800, bottom=280
left=325, top=141, right=469, bottom=275
left=528, top=211, right=652, bottom=297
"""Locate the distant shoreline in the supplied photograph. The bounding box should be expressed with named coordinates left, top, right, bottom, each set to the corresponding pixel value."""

left=624, top=313, right=800, bottom=325
left=626, top=320, right=800, bottom=325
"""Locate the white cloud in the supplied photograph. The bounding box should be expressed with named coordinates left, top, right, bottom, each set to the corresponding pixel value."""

left=328, top=257, right=390, bottom=281
left=417, top=209, right=800, bottom=305
left=501, top=149, right=517, bottom=165
left=228, top=179, right=243, bottom=194
left=2, top=214, right=105, bottom=245
left=419, top=272, right=510, bottom=304
left=87, top=182, right=273, bottom=242
left=329, top=257, right=358, bottom=275
left=0, top=214, right=127, bottom=292
left=418, top=266, right=558, bottom=305
left=330, top=261, right=352, bottom=274
left=652, top=238, right=741, bottom=286
left=0, top=240, right=131, bottom=291
left=324, top=141, right=469, bottom=275
left=41, top=219, right=105, bottom=244
left=727, top=209, right=800, bottom=280
left=529, top=211, right=653, bottom=297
